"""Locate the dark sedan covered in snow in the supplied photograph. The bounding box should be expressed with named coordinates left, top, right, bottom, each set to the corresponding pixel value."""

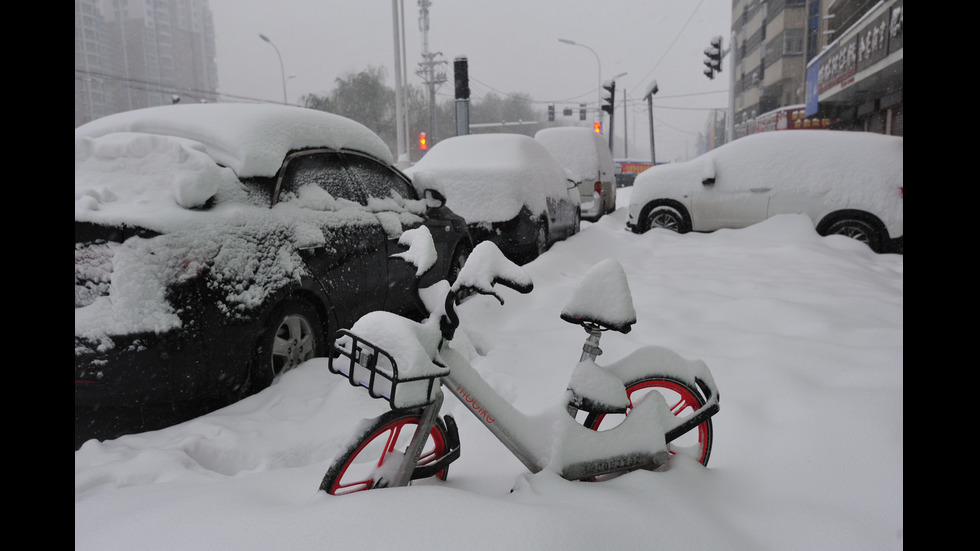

left=75, top=103, right=472, bottom=447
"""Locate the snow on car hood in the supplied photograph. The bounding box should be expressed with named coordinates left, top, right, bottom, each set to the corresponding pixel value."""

left=74, top=103, right=394, bottom=178
left=75, top=132, right=247, bottom=231
left=405, top=134, right=569, bottom=224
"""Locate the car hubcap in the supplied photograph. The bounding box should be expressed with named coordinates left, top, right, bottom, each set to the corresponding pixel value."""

left=840, top=225, right=868, bottom=242
left=649, top=210, right=679, bottom=231
left=272, top=315, right=315, bottom=375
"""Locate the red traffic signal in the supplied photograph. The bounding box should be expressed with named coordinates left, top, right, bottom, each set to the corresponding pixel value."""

left=593, top=121, right=601, bottom=133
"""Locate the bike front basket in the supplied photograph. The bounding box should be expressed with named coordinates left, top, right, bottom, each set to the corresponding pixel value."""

left=329, top=329, right=448, bottom=410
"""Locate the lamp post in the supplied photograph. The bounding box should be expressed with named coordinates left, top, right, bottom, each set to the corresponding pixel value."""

left=645, top=80, right=659, bottom=165
left=558, top=38, right=601, bottom=122
left=259, top=33, right=288, bottom=105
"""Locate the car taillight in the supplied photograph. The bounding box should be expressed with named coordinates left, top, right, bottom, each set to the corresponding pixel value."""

left=593, top=181, right=602, bottom=195
left=179, top=252, right=213, bottom=281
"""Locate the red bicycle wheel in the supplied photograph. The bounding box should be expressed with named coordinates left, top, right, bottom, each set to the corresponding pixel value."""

left=320, top=410, right=449, bottom=496
left=584, top=376, right=713, bottom=466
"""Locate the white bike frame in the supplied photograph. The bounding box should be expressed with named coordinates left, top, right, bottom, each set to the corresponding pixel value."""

left=381, top=324, right=718, bottom=484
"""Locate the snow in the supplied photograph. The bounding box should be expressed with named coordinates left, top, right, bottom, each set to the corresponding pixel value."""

left=75, top=103, right=395, bottom=177
left=560, top=258, right=637, bottom=330
left=404, top=133, right=574, bottom=224
left=75, top=187, right=903, bottom=550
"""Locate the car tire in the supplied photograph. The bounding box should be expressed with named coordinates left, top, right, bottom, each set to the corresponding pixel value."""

left=248, top=297, right=325, bottom=393
left=535, top=219, right=549, bottom=257
left=821, top=216, right=885, bottom=253
left=643, top=204, right=690, bottom=234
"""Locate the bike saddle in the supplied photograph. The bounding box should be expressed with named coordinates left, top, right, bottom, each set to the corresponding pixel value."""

left=559, top=259, right=637, bottom=334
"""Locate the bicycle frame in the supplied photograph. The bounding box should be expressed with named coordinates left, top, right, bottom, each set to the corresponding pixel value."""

left=443, top=345, right=669, bottom=479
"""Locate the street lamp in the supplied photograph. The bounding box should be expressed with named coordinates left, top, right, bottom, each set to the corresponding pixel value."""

left=259, top=33, right=288, bottom=104
left=558, top=38, right=601, bottom=122
left=645, top=80, right=659, bottom=165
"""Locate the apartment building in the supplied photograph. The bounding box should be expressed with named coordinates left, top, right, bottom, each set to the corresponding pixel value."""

left=75, top=0, right=219, bottom=128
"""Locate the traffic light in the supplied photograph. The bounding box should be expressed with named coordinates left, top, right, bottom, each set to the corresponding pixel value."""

left=548, top=104, right=555, bottom=122
left=601, top=81, right=615, bottom=116
left=703, top=36, right=723, bottom=80
left=419, top=132, right=427, bottom=151
left=454, top=57, right=469, bottom=99
left=579, top=103, right=587, bottom=121
left=593, top=121, right=601, bottom=133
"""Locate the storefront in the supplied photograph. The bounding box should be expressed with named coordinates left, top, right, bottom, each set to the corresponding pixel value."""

left=805, top=0, right=903, bottom=135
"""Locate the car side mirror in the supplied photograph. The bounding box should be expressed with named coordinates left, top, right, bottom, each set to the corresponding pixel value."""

left=423, top=188, right=446, bottom=209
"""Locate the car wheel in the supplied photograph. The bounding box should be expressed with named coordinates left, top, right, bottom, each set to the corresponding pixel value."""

left=823, top=217, right=883, bottom=252
left=644, top=205, right=689, bottom=233
left=571, top=209, right=581, bottom=235
left=249, top=297, right=325, bottom=393
left=535, top=219, right=549, bottom=257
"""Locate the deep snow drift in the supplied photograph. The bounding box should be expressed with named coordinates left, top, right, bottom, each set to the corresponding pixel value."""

left=75, top=189, right=903, bottom=550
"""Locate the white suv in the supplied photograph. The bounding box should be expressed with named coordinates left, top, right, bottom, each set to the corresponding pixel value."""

left=626, top=130, right=903, bottom=254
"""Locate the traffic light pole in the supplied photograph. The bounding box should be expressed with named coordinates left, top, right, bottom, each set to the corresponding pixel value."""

left=454, top=56, right=470, bottom=136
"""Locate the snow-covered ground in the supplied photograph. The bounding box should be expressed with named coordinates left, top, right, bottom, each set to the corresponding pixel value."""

left=75, top=188, right=903, bottom=550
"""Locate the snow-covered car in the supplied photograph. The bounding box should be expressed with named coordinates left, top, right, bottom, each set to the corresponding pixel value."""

left=405, top=133, right=580, bottom=264
left=626, top=130, right=903, bottom=254
left=534, top=127, right=617, bottom=221
left=74, top=103, right=472, bottom=447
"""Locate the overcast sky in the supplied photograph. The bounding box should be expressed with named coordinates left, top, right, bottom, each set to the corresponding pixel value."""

left=208, top=0, right=732, bottom=162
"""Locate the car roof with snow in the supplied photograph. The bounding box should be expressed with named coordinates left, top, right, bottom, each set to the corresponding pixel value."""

left=405, top=133, right=571, bottom=224
left=74, top=103, right=394, bottom=178
left=533, top=127, right=615, bottom=182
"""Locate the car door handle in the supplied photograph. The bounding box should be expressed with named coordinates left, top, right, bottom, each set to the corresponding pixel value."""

left=750, top=187, right=771, bottom=193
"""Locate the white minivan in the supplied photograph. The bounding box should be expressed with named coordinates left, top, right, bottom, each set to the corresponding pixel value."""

left=535, top=127, right=617, bottom=222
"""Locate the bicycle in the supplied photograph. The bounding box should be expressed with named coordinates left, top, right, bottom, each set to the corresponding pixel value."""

left=319, top=226, right=720, bottom=495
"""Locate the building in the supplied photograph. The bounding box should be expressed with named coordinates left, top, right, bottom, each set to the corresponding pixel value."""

left=730, top=0, right=809, bottom=139
left=75, top=0, right=219, bottom=128
left=728, top=0, right=902, bottom=139
left=805, top=0, right=903, bottom=135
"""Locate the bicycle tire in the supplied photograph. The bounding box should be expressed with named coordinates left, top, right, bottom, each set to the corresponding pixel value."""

left=584, top=375, right=714, bottom=466
left=320, top=409, right=450, bottom=495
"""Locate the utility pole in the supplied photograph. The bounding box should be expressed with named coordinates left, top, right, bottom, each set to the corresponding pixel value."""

left=416, top=0, right=447, bottom=143
left=391, top=0, right=408, bottom=165
left=623, top=89, right=628, bottom=158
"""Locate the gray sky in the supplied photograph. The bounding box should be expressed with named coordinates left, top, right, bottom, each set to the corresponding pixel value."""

left=208, top=0, right=732, bottom=162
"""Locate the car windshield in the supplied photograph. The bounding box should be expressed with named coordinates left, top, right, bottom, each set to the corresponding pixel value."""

left=278, top=151, right=365, bottom=205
